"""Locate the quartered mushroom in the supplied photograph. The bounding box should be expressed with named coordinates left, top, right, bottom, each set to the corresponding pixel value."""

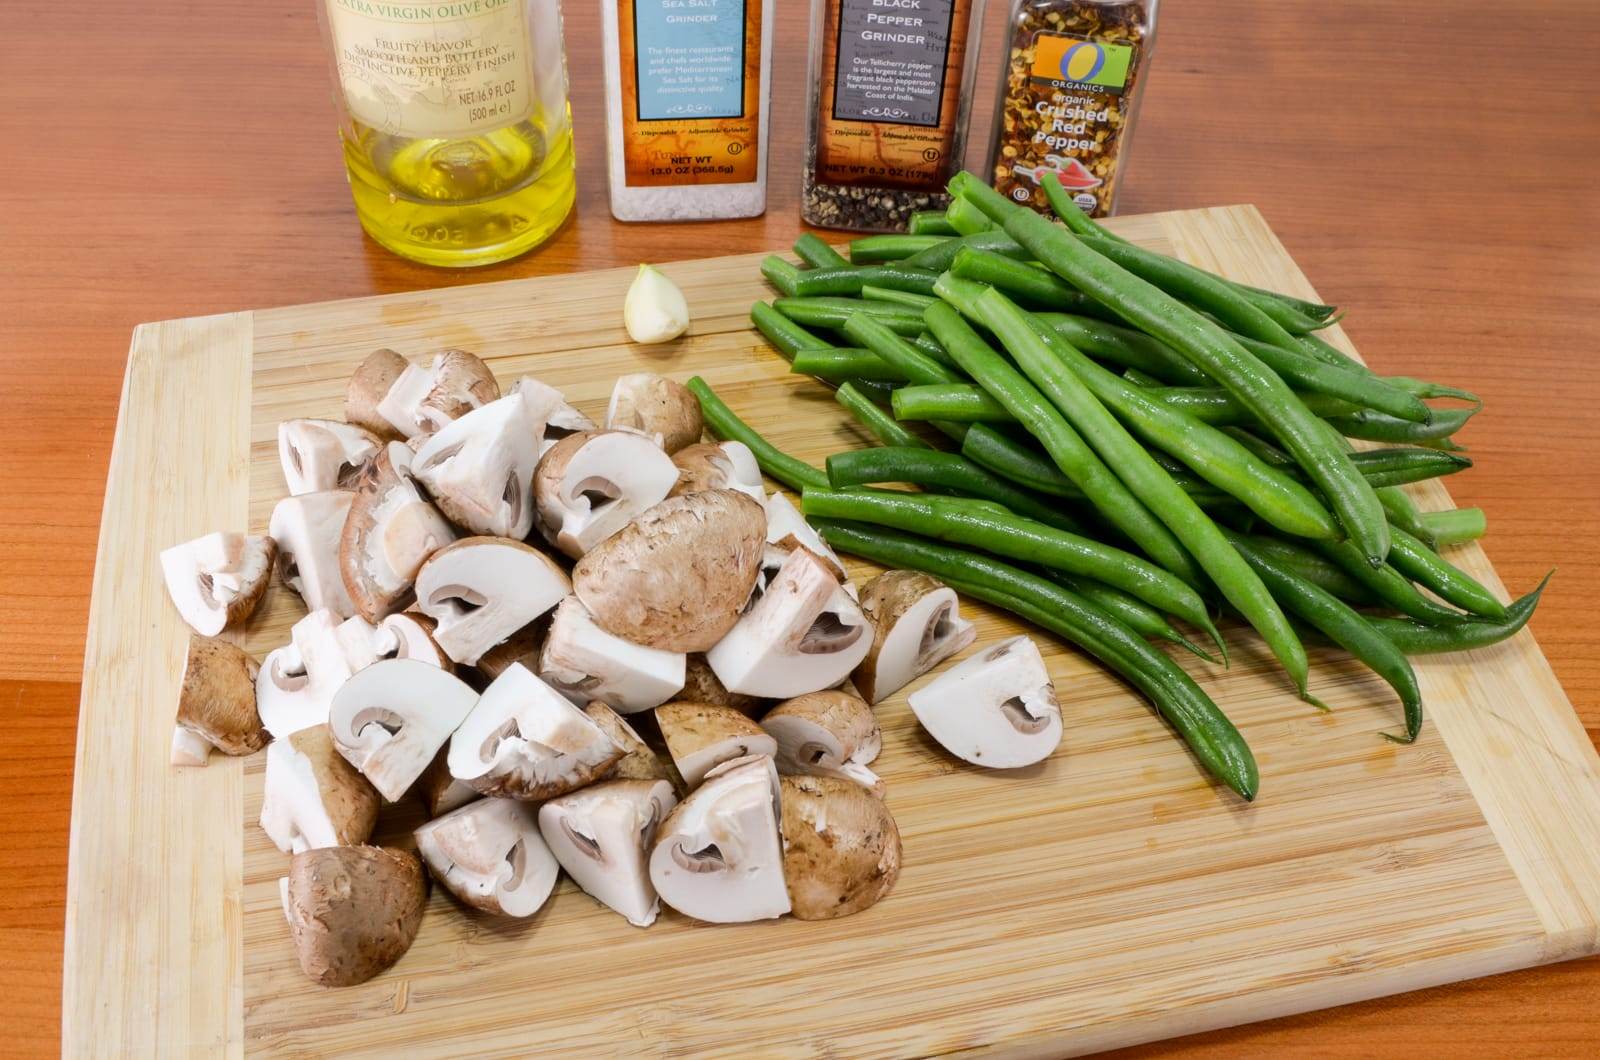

left=647, top=755, right=790, bottom=923
left=278, top=418, right=381, bottom=496
left=706, top=548, right=874, bottom=699
left=327, top=658, right=480, bottom=801
left=538, top=595, right=685, bottom=714
left=583, top=701, right=675, bottom=784
left=447, top=663, right=623, bottom=800
left=779, top=775, right=902, bottom=920
left=679, top=653, right=767, bottom=717
left=539, top=778, right=678, bottom=927
left=170, top=634, right=268, bottom=767
left=416, top=751, right=481, bottom=817
left=412, top=391, right=542, bottom=538
left=340, top=443, right=457, bottom=621
left=604, top=373, right=703, bottom=454
left=853, top=570, right=976, bottom=704
left=763, top=492, right=849, bottom=580
left=269, top=490, right=358, bottom=618
left=256, top=608, right=364, bottom=738
left=656, top=701, right=778, bottom=790
left=532, top=429, right=679, bottom=558
left=260, top=726, right=380, bottom=853
left=572, top=488, right=767, bottom=653
left=376, top=348, right=500, bottom=440
left=284, top=845, right=427, bottom=987
left=372, top=611, right=451, bottom=669
left=414, top=797, right=559, bottom=917
left=159, top=531, right=275, bottom=636
left=345, top=348, right=411, bottom=439
left=760, top=690, right=883, bottom=796
left=413, top=536, right=570, bottom=666
left=473, top=621, right=546, bottom=684
left=907, top=635, right=1062, bottom=769
left=512, top=376, right=595, bottom=456
left=667, top=440, right=765, bottom=503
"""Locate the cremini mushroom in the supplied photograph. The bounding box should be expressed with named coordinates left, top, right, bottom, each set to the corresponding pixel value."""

left=583, top=701, right=675, bottom=784
left=532, top=429, right=679, bottom=558
left=679, top=653, right=767, bottom=717
left=416, top=750, right=481, bottom=817
left=345, top=348, right=411, bottom=439
left=764, top=492, right=849, bottom=580
left=260, top=726, right=380, bottom=853
left=327, top=658, right=480, bottom=801
left=159, top=531, right=275, bottom=636
left=853, top=570, right=976, bottom=704
left=512, top=377, right=595, bottom=456
left=572, top=488, right=766, bottom=653
left=270, top=490, right=358, bottom=619
left=376, top=348, right=500, bottom=440
left=447, top=663, right=623, bottom=800
left=284, top=845, right=427, bottom=987
left=170, top=634, right=268, bottom=767
left=655, top=702, right=778, bottom=790
left=667, top=440, right=765, bottom=503
left=372, top=611, right=452, bottom=669
left=414, top=797, right=560, bottom=917
left=256, top=609, right=363, bottom=738
left=413, top=536, right=570, bottom=666
left=340, top=442, right=456, bottom=621
left=472, top=621, right=546, bottom=684
left=907, top=635, right=1062, bottom=768
left=760, top=690, right=883, bottom=796
left=412, top=391, right=541, bottom=538
left=779, top=775, right=901, bottom=920
left=539, top=778, right=678, bottom=927
left=647, top=755, right=789, bottom=923
left=538, top=595, right=685, bottom=714
left=604, top=373, right=703, bottom=454
left=278, top=418, right=381, bottom=496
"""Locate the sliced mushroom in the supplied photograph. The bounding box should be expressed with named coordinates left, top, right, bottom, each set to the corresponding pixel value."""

left=764, top=492, right=848, bottom=580
left=532, top=430, right=679, bottom=558
left=906, top=635, right=1062, bottom=768
left=159, top=531, right=275, bottom=636
left=327, top=658, right=480, bottom=801
left=340, top=443, right=457, bottom=621
left=679, top=653, right=768, bottom=717
left=260, top=726, right=380, bottom=853
left=416, top=750, right=481, bottom=816
left=373, top=611, right=451, bottom=669
left=512, top=377, right=596, bottom=456
left=853, top=570, right=977, bottom=704
left=604, top=373, right=703, bottom=454
left=278, top=418, right=381, bottom=496
left=539, top=778, right=678, bottom=927
left=414, top=797, right=559, bottom=917
left=472, top=621, right=546, bottom=684
left=573, top=489, right=766, bottom=653
left=706, top=548, right=874, bottom=699
left=583, top=701, right=675, bottom=784
left=413, top=536, right=570, bottom=666
left=256, top=609, right=362, bottom=738
left=284, top=845, right=426, bottom=987
left=447, top=663, right=622, bottom=800
left=647, top=755, right=789, bottom=923
left=345, top=348, right=411, bottom=439
left=655, top=702, right=778, bottom=790
left=538, top=595, right=685, bottom=714
left=779, top=775, right=901, bottom=920
left=760, top=690, right=883, bottom=796
left=376, top=348, right=500, bottom=440
left=170, top=634, right=267, bottom=766
left=270, top=490, right=358, bottom=619
left=667, top=440, right=765, bottom=504
left=412, top=392, right=541, bottom=538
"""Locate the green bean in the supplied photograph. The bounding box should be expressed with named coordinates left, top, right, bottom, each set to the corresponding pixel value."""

left=1387, top=377, right=1482, bottom=409
left=1421, top=508, right=1486, bottom=546
left=824, top=447, right=1086, bottom=534
left=1231, top=281, right=1338, bottom=323
left=960, top=424, right=1083, bottom=498
left=1385, top=526, right=1506, bottom=619
left=685, top=376, right=828, bottom=491
left=813, top=518, right=1258, bottom=800
left=1232, top=534, right=1378, bottom=605
left=849, top=379, right=899, bottom=404
left=1137, top=385, right=1359, bottom=426
left=1298, top=331, right=1373, bottom=376
left=911, top=330, right=959, bottom=367
left=834, top=383, right=924, bottom=449
left=1309, top=538, right=1472, bottom=624
left=862, top=285, right=937, bottom=309
left=793, top=233, right=849, bottom=269
left=932, top=270, right=996, bottom=321
left=1042, top=172, right=1130, bottom=244
left=773, top=297, right=926, bottom=336
left=1328, top=406, right=1474, bottom=445
left=893, top=384, right=1011, bottom=423
left=947, top=193, right=998, bottom=235
left=1356, top=449, right=1472, bottom=488
left=903, top=230, right=1029, bottom=273
left=789, top=348, right=899, bottom=383
left=1234, top=287, right=1335, bottom=336
left=1044, top=572, right=1217, bottom=663
left=1043, top=315, right=1210, bottom=385
left=1368, top=575, right=1548, bottom=655
left=751, top=301, right=831, bottom=357
left=760, top=255, right=802, bottom=297
left=1376, top=486, right=1435, bottom=545
left=908, top=210, right=959, bottom=236
left=792, top=264, right=942, bottom=299
left=951, top=247, right=1111, bottom=315
left=841, top=313, right=964, bottom=386
left=848, top=234, right=947, bottom=264
left=1222, top=333, right=1431, bottom=424
left=1122, top=367, right=1163, bottom=387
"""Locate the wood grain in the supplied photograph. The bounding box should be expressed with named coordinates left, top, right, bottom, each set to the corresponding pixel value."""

left=4, top=0, right=1599, bottom=1055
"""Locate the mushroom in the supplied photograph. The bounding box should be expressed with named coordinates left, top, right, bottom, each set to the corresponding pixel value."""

left=679, top=653, right=768, bottom=717
left=763, top=492, right=849, bottom=580
left=604, top=373, right=703, bottom=454
left=512, top=377, right=595, bottom=456
left=760, top=690, right=883, bottom=796
left=412, top=392, right=542, bottom=538
left=572, top=489, right=766, bottom=652
left=532, top=430, right=679, bottom=558
left=340, top=443, right=457, bottom=621
left=376, top=348, right=500, bottom=440
left=278, top=418, right=381, bottom=496
left=779, top=775, right=901, bottom=920
left=414, top=797, right=559, bottom=917
left=538, top=595, right=685, bottom=714
left=413, top=537, right=570, bottom=666
left=647, top=755, right=790, bottom=923
left=345, top=348, right=411, bottom=439
left=667, top=440, right=765, bottom=503
left=169, top=634, right=268, bottom=767
left=416, top=750, right=481, bottom=816
left=655, top=702, right=778, bottom=790
left=539, top=778, right=678, bottom=927
left=284, top=845, right=427, bottom=987
left=705, top=548, right=874, bottom=699
left=906, top=635, right=1062, bottom=768
left=327, top=658, right=480, bottom=801
left=159, top=531, right=275, bottom=636
left=373, top=611, right=452, bottom=669
left=447, top=662, right=623, bottom=800
left=256, top=609, right=362, bottom=738
left=583, top=701, right=675, bottom=784
left=472, top=621, right=546, bottom=684
left=852, top=570, right=977, bottom=704
left=269, top=490, right=358, bottom=619
left=259, top=726, right=380, bottom=853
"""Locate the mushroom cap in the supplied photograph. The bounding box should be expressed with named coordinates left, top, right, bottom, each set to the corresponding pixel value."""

left=345, top=349, right=411, bottom=440
left=538, top=595, right=686, bottom=714
left=667, top=441, right=766, bottom=504
left=256, top=608, right=362, bottom=739
left=760, top=690, right=883, bottom=796
left=174, top=634, right=267, bottom=760
left=779, top=775, right=901, bottom=920
left=906, top=635, right=1062, bottom=769
left=679, top=653, right=768, bottom=718
left=583, top=701, right=675, bottom=784
left=412, top=392, right=542, bottom=538
left=764, top=492, right=848, bottom=580
left=538, top=778, right=678, bottom=927
left=604, top=373, right=703, bottom=454
left=270, top=490, right=358, bottom=619
left=260, top=726, right=380, bottom=853
left=327, top=658, right=481, bottom=801
left=655, top=701, right=778, bottom=790
left=376, top=348, right=500, bottom=440
left=278, top=418, right=382, bottom=496
left=511, top=377, right=595, bottom=455
left=447, top=663, right=623, bottom=800
left=532, top=429, right=680, bottom=558
left=414, top=797, right=559, bottom=917
left=285, top=845, right=427, bottom=987
left=413, top=536, right=571, bottom=666
left=573, top=489, right=766, bottom=653
left=853, top=570, right=976, bottom=704
left=340, top=443, right=457, bottom=621
left=159, top=531, right=276, bottom=637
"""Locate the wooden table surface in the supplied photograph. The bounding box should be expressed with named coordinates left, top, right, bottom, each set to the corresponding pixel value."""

left=3, top=0, right=1597, bottom=1054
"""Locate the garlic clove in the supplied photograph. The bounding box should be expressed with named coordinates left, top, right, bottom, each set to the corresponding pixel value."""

left=623, top=265, right=690, bottom=345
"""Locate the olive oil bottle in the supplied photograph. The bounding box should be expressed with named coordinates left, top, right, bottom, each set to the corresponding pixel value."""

left=316, top=0, right=577, bottom=267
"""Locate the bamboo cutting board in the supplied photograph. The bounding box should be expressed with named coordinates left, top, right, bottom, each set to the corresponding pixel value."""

left=64, top=207, right=1600, bottom=1057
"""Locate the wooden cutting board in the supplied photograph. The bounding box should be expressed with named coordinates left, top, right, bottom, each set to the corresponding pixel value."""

left=63, top=206, right=1600, bottom=1057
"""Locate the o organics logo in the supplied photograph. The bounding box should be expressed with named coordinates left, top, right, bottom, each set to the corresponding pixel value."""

left=1060, top=42, right=1106, bottom=83
left=1030, top=34, right=1134, bottom=93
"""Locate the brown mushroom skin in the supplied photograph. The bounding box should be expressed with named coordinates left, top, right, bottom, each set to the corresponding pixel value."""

left=779, top=775, right=901, bottom=920
left=666, top=443, right=735, bottom=498
left=178, top=635, right=267, bottom=756
left=853, top=570, right=967, bottom=704
left=470, top=619, right=547, bottom=686
left=585, top=702, right=675, bottom=784
left=345, top=349, right=409, bottom=440
left=414, top=349, right=500, bottom=434
left=340, top=446, right=453, bottom=621
left=608, top=374, right=703, bottom=454
left=291, top=727, right=381, bottom=846
left=284, top=846, right=427, bottom=987
left=680, top=653, right=768, bottom=718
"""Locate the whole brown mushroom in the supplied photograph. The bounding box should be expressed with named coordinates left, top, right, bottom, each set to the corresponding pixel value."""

left=283, top=845, right=428, bottom=987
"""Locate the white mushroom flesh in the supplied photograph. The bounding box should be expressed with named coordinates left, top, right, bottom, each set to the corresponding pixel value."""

left=415, top=797, right=559, bottom=917
left=857, top=577, right=975, bottom=704
left=538, top=595, right=685, bottom=714
left=351, top=457, right=458, bottom=609
left=327, top=658, right=480, bottom=801
left=906, top=635, right=1062, bottom=769
left=259, top=728, right=377, bottom=854
left=159, top=531, right=274, bottom=636
left=534, top=431, right=679, bottom=558
left=256, top=609, right=362, bottom=738
left=512, top=377, right=595, bottom=457
left=413, top=392, right=542, bottom=538
left=538, top=779, right=678, bottom=927
left=270, top=491, right=358, bottom=619
left=278, top=418, right=380, bottom=496
left=761, top=693, right=884, bottom=795
left=413, top=537, right=570, bottom=666
left=763, top=492, right=848, bottom=579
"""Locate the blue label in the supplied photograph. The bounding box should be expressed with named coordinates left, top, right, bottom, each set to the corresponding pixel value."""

left=633, top=0, right=747, bottom=121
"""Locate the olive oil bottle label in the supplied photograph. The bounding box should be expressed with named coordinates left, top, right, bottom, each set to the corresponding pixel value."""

left=326, top=0, right=536, bottom=139
left=617, top=0, right=763, bottom=187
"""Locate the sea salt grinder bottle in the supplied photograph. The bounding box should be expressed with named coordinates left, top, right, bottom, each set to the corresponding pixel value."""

left=601, top=0, right=774, bottom=220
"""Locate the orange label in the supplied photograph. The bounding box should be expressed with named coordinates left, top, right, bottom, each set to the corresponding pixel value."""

left=618, top=0, right=763, bottom=187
